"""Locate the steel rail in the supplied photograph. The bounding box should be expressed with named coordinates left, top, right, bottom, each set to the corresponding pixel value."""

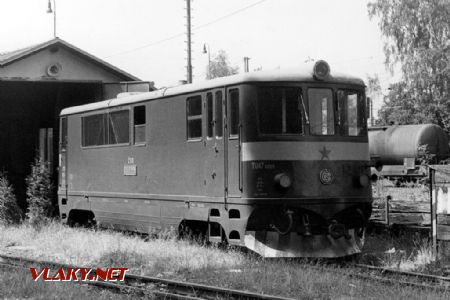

left=300, top=262, right=450, bottom=291
left=354, top=263, right=450, bottom=284
left=125, top=273, right=294, bottom=300
left=0, top=254, right=295, bottom=300
left=86, top=280, right=204, bottom=300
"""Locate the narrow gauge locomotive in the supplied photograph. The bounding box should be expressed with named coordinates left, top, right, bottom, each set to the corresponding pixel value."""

left=58, top=61, right=372, bottom=257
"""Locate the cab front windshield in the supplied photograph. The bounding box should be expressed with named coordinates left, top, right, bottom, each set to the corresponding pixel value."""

left=257, top=86, right=366, bottom=136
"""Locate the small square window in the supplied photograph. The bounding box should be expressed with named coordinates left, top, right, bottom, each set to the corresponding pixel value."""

left=134, top=106, right=146, bottom=144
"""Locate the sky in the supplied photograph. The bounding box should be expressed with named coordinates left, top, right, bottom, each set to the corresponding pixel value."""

left=0, top=0, right=397, bottom=115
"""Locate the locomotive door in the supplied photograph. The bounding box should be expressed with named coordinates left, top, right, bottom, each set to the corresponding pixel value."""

left=204, top=90, right=225, bottom=199
left=59, top=117, right=68, bottom=199
left=225, top=87, right=241, bottom=198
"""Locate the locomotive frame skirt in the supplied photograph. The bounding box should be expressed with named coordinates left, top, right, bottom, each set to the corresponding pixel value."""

left=244, top=229, right=364, bottom=258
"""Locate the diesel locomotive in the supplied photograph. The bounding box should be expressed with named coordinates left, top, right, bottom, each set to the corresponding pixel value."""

left=58, top=60, right=372, bottom=257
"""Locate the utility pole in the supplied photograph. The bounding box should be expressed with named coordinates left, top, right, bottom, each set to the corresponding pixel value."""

left=186, top=0, right=193, bottom=83
left=370, top=97, right=374, bottom=126
left=203, top=44, right=211, bottom=79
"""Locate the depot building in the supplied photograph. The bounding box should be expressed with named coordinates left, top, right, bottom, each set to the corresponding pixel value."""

left=0, top=38, right=154, bottom=205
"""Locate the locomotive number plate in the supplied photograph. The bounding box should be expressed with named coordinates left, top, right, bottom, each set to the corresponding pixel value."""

left=124, top=164, right=137, bottom=176
left=319, top=169, right=334, bottom=185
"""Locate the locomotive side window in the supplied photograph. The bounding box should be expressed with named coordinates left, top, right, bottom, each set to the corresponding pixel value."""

left=229, top=89, right=239, bottom=137
left=257, top=87, right=303, bottom=134
left=187, top=95, right=202, bottom=140
left=133, top=106, right=146, bottom=144
left=215, top=91, right=223, bottom=138
left=206, top=93, right=213, bottom=139
left=308, top=88, right=335, bottom=135
left=338, top=90, right=365, bottom=136
left=82, top=110, right=130, bottom=147
left=82, top=114, right=106, bottom=146
left=108, top=110, right=130, bottom=144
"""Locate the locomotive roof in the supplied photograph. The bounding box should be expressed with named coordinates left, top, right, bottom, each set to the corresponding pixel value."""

left=61, top=67, right=365, bottom=116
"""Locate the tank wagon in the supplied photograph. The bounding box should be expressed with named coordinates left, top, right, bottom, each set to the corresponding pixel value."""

left=369, top=124, right=450, bottom=178
left=58, top=61, right=372, bottom=257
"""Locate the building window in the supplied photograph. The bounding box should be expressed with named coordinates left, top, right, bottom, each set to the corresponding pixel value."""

left=82, top=110, right=130, bottom=147
left=187, top=95, right=202, bottom=140
left=229, top=89, right=239, bottom=137
left=134, top=106, right=146, bottom=144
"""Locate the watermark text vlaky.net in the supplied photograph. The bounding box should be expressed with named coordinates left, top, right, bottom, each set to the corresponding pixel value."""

left=30, top=267, right=129, bottom=282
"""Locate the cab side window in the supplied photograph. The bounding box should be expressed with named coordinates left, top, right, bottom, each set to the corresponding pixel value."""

left=229, top=89, right=239, bottom=137
left=187, top=95, right=202, bottom=140
left=134, top=106, right=146, bottom=144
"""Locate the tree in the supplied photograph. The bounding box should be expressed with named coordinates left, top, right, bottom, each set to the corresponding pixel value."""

left=206, top=50, right=239, bottom=79
left=368, top=0, right=450, bottom=129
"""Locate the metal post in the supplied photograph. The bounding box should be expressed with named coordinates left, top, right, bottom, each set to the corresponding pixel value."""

left=243, top=57, right=250, bottom=72
left=430, top=168, right=438, bottom=258
left=385, top=195, right=390, bottom=226
left=186, top=0, right=193, bottom=83
left=47, top=0, right=57, bottom=38
left=203, top=44, right=211, bottom=79
left=370, top=97, right=374, bottom=127
left=53, top=0, right=56, bottom=38
left=207, top=49, right=210, bottom=79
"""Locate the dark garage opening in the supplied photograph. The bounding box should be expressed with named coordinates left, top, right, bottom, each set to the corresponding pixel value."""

left=0, top=80, right=102, bottom=209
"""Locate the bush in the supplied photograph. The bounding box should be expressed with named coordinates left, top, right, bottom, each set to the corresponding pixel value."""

left=0, top=172, right=22, bottom=225
left=25, top=157, right=54, bottom=226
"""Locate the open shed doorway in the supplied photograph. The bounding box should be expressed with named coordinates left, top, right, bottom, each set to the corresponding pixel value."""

left=0, top=80, right=102, bottom=209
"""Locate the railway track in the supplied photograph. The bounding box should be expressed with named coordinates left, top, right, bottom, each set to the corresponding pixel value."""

left=304, top=261, right=450, bottom=292
left=0, top=254, right=294, bottom=300
left=352, top=263, right=450, bottom=290
left=2, top=253, right=450, bottom=298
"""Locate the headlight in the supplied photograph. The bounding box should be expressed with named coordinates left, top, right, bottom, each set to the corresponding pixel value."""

left=274, top=173, right=292, bottom=188
left=313, top=60, right=330, bottom=80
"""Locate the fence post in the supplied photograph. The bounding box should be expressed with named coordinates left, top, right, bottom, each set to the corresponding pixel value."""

left=430, top=168, right=437, bottom=259
left=385, top=195, right=390, bottom=226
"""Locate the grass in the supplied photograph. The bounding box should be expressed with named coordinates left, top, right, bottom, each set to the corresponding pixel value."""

left=0, top=266, right=144, bottom=299
left=362, top=229, right=439, bottom=270
left=0, top=222, right=244, bottom=274
left=1, top=221, right=449, bottom=299
left=368, top=180, right=450, bottom=273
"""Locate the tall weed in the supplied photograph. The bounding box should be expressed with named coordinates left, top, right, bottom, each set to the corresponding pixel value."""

left=0, top=171, right=22, bottom=225
left=25, top=156, right=54, bottom=226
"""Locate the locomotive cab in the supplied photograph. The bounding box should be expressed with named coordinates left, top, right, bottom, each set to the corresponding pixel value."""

left=240, top=61, right=372, bottom=257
